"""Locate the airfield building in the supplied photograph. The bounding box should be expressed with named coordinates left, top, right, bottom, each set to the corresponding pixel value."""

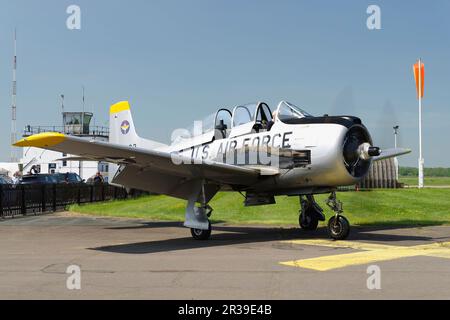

left=19, top=111, right=110, bottom=182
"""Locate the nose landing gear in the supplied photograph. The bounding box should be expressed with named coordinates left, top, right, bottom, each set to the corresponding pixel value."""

left=298, top=192, right=350, bottom=240
left=326, top=192, right=350, bottom=240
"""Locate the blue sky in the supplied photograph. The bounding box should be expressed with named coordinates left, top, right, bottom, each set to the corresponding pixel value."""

left=0, top=0, right=449, bottom=166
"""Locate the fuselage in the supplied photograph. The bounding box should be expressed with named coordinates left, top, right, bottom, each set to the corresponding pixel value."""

left=162, top=114, right=373, bottom=195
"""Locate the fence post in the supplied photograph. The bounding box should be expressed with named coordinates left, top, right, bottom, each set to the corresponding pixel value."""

left=77, top=185, right=81, bottom=205
left=41, top=184, right=46, bottom=213
left=0, top=185, right=3, bottom=218
left=101, top=184, right=105, bottom=201
left=52, top=184, right=57, bottom=212
left=21, top=185, right=26, bottom=216
left=90, top=185, right=94, bottom=203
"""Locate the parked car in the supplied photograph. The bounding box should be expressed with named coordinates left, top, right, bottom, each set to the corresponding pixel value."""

left=54, top=173, right=84, bottom=184
left=20, top=174, right=59, bottom=185
left=19, top=173, right=85, bottom=185
left=0, top=175, right=13, bottom=185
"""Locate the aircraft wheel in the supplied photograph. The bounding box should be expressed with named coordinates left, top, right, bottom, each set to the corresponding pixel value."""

left=299, top=214, right=319, bottom=231
left=190, top=221, right=212, bottom=240
left=327, top=216, right=350, bottom=240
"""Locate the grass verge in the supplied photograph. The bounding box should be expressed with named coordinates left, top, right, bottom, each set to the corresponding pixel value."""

left=69, top=189, right=450, bottom=227
left=399, top=176, right=450, bottom=186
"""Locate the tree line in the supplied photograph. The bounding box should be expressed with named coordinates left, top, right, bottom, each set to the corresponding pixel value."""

left=400, top=167, right=450, bottom=177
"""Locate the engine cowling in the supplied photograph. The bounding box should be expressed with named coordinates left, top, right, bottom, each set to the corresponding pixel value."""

left=342, top=125, right=375, bottom=178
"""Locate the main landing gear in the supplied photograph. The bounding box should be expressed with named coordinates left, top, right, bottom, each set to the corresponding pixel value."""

left=184, top=181, right=214, bottom=241
left=299, top=195, right=326, bottom=231
left=299, top=192, right=350, bottom=240
left=189, top=205, right=213, bottom=240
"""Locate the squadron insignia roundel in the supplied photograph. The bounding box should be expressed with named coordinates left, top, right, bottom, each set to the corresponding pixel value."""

left=121, top=120, right=130, bottom=135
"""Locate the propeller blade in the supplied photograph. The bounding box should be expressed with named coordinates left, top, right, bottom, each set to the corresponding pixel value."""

left=372, top=148, right=412, bottom=161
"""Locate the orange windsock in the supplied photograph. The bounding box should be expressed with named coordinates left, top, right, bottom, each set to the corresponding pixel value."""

left=413, top=61, right=425, bottom=99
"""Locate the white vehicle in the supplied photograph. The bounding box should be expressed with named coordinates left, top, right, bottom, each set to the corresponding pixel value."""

left=14, top=100, right=410, bottom=240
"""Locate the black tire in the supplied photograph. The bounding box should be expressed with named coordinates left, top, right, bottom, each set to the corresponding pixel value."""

left=327, top=216, right=350, bottom=240
left=299, top=214, right=319, bottom=231
left=190, top=221, right=212, bottom=240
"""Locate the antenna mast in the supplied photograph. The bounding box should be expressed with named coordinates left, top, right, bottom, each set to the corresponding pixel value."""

left=10, top=29, right=18, bottom=162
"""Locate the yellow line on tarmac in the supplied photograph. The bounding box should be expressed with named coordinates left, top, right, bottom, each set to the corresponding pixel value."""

left=280, top=240, right=450, bottom=271
left=283, top=239, right=398, bottom=251
left=427, top=251, right=450, bottom=259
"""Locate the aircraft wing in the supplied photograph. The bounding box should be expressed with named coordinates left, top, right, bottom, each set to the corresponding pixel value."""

left=14, top=133, right=265, bottom=186
left=55, top=156, right=101, bottom=162
left=372, top=148, right=412, bottom=161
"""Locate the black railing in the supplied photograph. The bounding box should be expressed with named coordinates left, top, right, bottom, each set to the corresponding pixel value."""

left=0, top=184, right=133, bottom=218
left=23, top=125, right=109, bottom=138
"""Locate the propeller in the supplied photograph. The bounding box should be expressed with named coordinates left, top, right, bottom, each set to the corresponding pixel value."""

left=372, top=100, right=401, bottom=150
left=329, top=86, right=357, bottom=116
left=330, top=89, right=410, bottom=180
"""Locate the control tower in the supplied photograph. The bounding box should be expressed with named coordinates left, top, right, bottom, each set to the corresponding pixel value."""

left=23, top=111, right=108, bottom=139
left=21, top=111, right=109, bottom=182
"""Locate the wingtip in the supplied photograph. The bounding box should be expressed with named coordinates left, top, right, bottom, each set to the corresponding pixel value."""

left=13, top=132, right=66, bottom=148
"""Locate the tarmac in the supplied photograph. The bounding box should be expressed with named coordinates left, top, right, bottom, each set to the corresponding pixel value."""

left=0, top=213, right=449, bottom=299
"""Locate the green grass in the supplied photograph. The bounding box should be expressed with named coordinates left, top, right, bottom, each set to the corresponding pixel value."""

left=399, top=176, right=450, bottom=186
left=69, top=189, right=450, bottom=227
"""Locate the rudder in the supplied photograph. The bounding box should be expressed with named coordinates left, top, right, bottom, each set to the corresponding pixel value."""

left=109, top=101, right=166, bottom=149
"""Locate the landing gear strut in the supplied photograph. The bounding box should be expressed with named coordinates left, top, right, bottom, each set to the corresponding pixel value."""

left=184, top=181, right=214, bottom=241
left=190, top=205, right=213, bottom=240
left=326, top=192, right=350, bottom=240
left=299, top=195, right=325, bottom=231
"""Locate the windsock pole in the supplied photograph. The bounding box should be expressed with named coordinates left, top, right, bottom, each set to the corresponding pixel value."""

left=413, top=59, right=425, bottom=189
left=418, top=59, right=424, bottom=189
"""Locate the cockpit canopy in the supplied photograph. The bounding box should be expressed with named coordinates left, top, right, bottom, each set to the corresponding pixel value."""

left=171, top=101, right=313, bottom=146
left=276, top=101, right=312, bottom=122
left=231, top=101, right=312, bottom=127
left=232, top=103, right=273, bottom=127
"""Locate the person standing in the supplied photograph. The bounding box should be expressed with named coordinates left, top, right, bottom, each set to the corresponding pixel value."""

left=93, top=172, right=104, bottom=184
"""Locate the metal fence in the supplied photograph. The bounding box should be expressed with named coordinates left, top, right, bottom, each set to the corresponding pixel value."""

left=23, top=125, right=109, bottom=138
left=0, top=183, right=131, bottom=218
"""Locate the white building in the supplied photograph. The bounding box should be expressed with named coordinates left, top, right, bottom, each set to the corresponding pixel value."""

left=0, top=162, right=20, bottom=178
left=19, top=111, right=110, bottom=182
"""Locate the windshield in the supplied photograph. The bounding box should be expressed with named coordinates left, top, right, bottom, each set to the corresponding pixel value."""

left=277, top=101, right=313, bottom=122
left=57, top=173, right=82, bottom=183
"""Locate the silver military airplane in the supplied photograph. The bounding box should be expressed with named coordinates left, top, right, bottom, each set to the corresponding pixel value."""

left=14, top=100, right=411, bottom=240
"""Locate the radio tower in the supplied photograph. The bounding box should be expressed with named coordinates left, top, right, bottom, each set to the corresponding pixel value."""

left=10, top=29, right=18, bottom=162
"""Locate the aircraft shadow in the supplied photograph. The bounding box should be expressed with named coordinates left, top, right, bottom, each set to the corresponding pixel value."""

left=91, top=222, right=440, bottom=255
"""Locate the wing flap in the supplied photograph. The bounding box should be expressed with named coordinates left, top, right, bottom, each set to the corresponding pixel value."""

left=113, top=165, right=221, bottom=201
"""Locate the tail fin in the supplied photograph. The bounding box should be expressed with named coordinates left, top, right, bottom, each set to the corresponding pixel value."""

left=109, top=101, right=167, bottom=149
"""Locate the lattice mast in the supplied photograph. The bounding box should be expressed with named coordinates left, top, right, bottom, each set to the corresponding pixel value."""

left=10, top=29, right=18, bottom=162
